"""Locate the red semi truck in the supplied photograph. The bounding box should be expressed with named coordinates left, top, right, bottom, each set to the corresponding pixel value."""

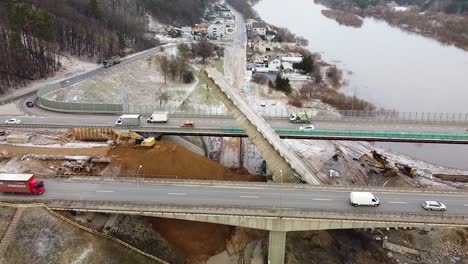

left=0, top=174, right=45, bottom=195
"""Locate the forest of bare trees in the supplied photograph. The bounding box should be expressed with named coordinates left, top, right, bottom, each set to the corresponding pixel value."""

left=0, top=0, right=164, bottom=93
left=144, top=0, right=214, bottom=27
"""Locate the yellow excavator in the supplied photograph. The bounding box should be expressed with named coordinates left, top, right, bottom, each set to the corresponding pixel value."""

left=395, top=163, right=418, bottom=177
left=116, top=132, right=155, bottom=147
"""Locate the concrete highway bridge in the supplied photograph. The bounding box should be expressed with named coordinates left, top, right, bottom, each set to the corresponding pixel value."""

left=1, top=115, right=468, bottom=144
left=1, top=178, right=467, bottom=264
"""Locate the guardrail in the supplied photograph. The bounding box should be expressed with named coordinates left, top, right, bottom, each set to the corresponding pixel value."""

left=223, top=127, right=468, bottom=142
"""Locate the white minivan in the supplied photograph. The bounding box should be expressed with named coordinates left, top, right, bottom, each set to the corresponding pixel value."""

left=349, top=192, right=380, bottom=207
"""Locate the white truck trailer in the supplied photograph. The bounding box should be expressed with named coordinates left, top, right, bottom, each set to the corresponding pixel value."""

left=115, top=114, right=140, bottom=126
left=349, top=192, right=380, bottom=207
left=147, top=111, right=169, bottom=123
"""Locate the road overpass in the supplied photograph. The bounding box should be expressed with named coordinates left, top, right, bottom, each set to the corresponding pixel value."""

left=2, top=115, right=468, bottom=144
left=1, top=178, right=467, bottom=263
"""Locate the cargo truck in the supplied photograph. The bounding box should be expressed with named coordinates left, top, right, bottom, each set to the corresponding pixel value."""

left=289, top=112, right=311, bottom=124
left=115, top=114, right=140, bottom=126
left=103, top=56, right=121, bottom=68
left=147, top=111, right=169, bottom=123
left=349, top=192, right=380, bottom=207
left=0, top=174, right=45, bottom=195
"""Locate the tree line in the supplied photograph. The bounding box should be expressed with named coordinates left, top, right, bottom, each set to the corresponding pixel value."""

left=144, top=0, right=215, bottom=27
left=1, top=0, right=217, bottom=93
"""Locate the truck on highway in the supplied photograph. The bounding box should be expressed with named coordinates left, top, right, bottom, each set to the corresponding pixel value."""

left=349, top=192, right=380, bottom=207
left=289, top=112, right=311, bottom=124
left=103, top=56, right=121, bottom=68
left=115, top=114, right=140, bottom=126
left=147, top=111, right=168, bottom=123
left=0, top=174, right=45, bottom=195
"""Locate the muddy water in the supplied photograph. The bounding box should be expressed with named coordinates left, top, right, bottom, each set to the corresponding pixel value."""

left=255, top=0, right=468, bottom=170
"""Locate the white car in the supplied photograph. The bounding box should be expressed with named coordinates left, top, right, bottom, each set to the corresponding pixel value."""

left=422, top=201, right=446, bottom=211
left=4, top=118, right=21, bottom=125
left=299, top=125, right=315, bottom=131
left=260, top=102, right=266, bottom=107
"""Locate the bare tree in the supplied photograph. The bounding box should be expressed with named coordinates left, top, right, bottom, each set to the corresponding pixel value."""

left=299, top=82, right=316, bottom=99
left=155, top=86, right=170, bottom=107
left=168, top=55, right=178, bottom=80
left=157, top=55, right=170, bottom=85
left=177, top=43, right=192, bottom=60
left=313, top=66, right=323, bottom=84
left=194, top=40, right=214, bottom=62
left=326, top=66, right=342, bottom=88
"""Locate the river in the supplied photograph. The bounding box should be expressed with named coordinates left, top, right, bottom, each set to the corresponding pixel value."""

left=255, top=0, right=468, bottom=170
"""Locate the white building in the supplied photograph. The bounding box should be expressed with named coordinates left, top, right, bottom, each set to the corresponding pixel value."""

left=252, top=21, right=267, bottom=36
left=268, top=57, right=282, bottom=72
left=281, top=56, right=303, bottom=64
left=208, top=22, right=226, bottom=39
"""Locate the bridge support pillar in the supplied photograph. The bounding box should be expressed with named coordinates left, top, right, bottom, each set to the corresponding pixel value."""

left=268, top=231, right=287, bottom=264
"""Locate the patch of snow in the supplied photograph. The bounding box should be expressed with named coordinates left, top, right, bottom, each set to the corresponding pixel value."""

left=0, top=142, right=108, bottom=148
left=0, top=55, right=99, bottom=100
left=393, top=6, right=409, bottom=12
left=71, top=246, right=93, bottom=264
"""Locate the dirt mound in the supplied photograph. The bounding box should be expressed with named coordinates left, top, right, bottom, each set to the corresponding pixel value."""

left=108, top=141, right=265, bottom=181
left=149, top=218, right=232, bottom=263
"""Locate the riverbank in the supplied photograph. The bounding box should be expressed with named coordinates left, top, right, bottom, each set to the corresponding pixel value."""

left=315, top=0, right=468, bottom=51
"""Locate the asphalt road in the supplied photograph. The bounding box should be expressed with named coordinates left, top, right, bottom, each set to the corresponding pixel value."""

left=2, top=179, right=468, bottom=217
left=1, top=115, right=467, bottom=134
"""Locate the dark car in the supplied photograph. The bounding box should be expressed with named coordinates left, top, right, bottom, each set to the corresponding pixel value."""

left=26, top=101, right=34, bottom=107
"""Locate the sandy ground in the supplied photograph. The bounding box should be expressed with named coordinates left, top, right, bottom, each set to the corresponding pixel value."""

left=106, top=141, right=265, bottom=181
left=149, top=218, right=232, bottom=263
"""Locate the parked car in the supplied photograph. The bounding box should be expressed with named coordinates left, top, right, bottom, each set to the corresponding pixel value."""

left=299, top=125, right=315, bottom=131
left=26, top=101, right=34, bottom=107
left=422, top=201, right=446, bottom=211
left=4, top=118, right=21, bottom=125
left=181, top=121, right=195, bottom=128
left=260, top=102, right=266, bottom=107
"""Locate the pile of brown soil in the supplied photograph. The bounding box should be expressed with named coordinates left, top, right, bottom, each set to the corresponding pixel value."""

left=149, top=218, right=233, bottom=263
left=108, top=141, right=265, bottom=182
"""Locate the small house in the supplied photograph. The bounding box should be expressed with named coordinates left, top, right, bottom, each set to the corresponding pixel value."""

left=252, top=21, right=267, bottom=36
left=168, top=28, right=181, bottom=38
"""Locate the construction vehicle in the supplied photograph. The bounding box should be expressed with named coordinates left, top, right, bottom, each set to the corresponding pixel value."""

left=116, top=132, right=155, bottom=147
left=0, top=174, right=45, bottom=195
left=116, top=132, right=142, bottom=141
left=395, top=163, right=418, bottom=177
left=139, top=137, right=156, bottom=147
left=103, top=56, right=121, bottom=68
left=289, top=112, right=311, bottom=124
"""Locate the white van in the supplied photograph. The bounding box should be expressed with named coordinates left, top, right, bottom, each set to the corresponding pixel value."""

left=349, top=192, right=380, bottom=207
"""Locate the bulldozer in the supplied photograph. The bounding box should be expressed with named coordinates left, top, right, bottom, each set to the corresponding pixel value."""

left=395, top=163, right=418, bottom=177
left=116, top=132, right=155, bottom=147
